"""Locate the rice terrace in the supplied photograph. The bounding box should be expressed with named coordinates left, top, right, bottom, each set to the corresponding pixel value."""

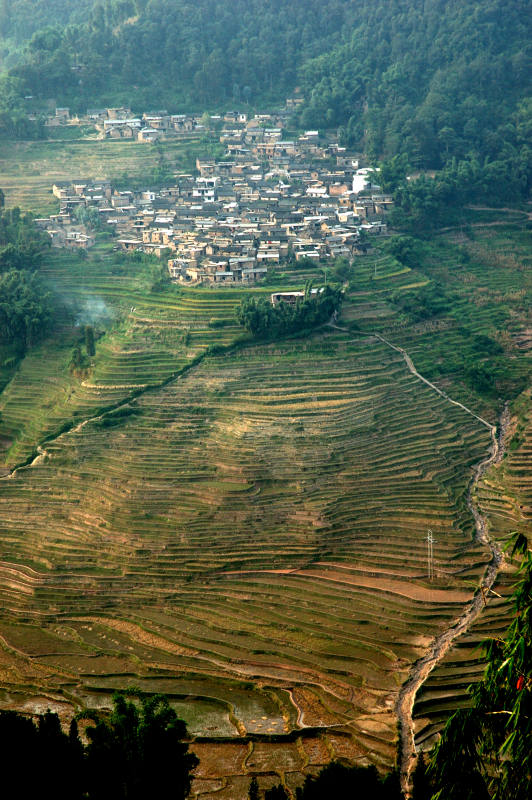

left=0, top=196, right=530, bottom=798
left=0, top=2, right=531, bottom=797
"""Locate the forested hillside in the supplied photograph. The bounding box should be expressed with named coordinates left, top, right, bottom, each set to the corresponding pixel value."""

left=1, top=0, right=531, bottom=181
left=299, top=1, right=530, bottom=166
left=0, top=1, right=96, bottom=67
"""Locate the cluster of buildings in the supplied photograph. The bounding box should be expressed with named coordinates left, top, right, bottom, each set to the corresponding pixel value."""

left=38, top=104, right=204, bottom=141
left=35, top=102, right=394, bottom=284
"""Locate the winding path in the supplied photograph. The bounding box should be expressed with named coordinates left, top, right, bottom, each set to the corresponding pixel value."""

left=372, top=333, right=506, bottom=796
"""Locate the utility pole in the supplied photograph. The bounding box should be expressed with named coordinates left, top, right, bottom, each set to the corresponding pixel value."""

left=426, top=529, right=435, bottom=581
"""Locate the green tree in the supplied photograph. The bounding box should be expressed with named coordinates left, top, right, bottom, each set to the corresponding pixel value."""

left=84, top=691, right=198, bottom=800
left=237, top=286, right=342, bottom=339
left=70, top=346, right=84, bottom=370
left=375, top=154, right=409, bottom=192
left=248, top=776, right=260, bottom=800
left=383, top=236, right=420, bottom=268
left=265, top=785, right=288, bottom=800
left=74, top=205, right=103, bottom=231
left=85, top=324, right=95, bottom=356
left=0, top=269, right=52, bottom=350
left=332, top=257, right=351, bottom=282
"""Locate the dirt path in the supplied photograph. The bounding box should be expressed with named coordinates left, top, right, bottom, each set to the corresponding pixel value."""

left=372, top=333, right=493, bottom=430
left=370, top=333, right=507, bottom=796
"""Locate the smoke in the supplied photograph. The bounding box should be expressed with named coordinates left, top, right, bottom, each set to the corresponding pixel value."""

left=75, top=297, right=113, bottom=326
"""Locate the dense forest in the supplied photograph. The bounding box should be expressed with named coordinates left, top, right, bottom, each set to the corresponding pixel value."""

left=0, top=1, right=95, bottom=68
left=0, top=207, right=53, bottom=351
left=0, top=0, right=530, bottom=189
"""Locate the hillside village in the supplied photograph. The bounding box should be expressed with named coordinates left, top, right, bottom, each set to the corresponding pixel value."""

left=35, top=103, right=393, bottom=285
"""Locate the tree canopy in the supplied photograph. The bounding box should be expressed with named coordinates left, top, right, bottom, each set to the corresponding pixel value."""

left=0, top=691, right=198, bottom=800
left=0, top=207, right=50, bottom=272
left=84, top=691, right=198, bottom=800
left=0, top=208, right=53, bottom=351
left=0, top=269, right=52, bottom=350
left=237, top=284, right=342, bottom=339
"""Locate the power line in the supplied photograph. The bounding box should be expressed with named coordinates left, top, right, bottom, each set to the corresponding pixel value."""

left=426, top=529, right=436, bottom=582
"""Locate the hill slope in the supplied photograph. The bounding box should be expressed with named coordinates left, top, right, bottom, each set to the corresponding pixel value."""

left=3, top=0, right=531, bottom=181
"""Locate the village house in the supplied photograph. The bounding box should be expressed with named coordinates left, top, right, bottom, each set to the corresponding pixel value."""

left=138, top=127, right=162, bottom=142
left=103, top=118, right=141, bottom=138
left=45, top=104, right=391, bottom=285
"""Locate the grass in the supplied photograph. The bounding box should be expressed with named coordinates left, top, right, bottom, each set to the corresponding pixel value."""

left=0, top=134, right=200, bottom=213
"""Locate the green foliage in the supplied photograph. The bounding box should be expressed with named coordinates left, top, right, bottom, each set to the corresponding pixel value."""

left=237, top=286, right=342, bottom=339
left=0, top=1, right=95, bottom=48
left=84, top=324, right=95, bottom=356
left=332, top=257, right=352, bottom=282
left=0, top=269, right=52, bottom=350
left=384, top=235, right=420, bottom=268
left=74, top=205, right=103, bottom=231
left=0, top=75, right=46, bottom=139
left=471, top=335, right=504, bottom=357
left=429, top=533, right=532, bottom=800
left=392, top=144, right=531, bottom=229
left=0, top=691, right=197, bottom=800
left=376, top=154, right=409, bottom=193
left=0, top=208, right=50, bottom=272
left=296, top=762, right=402, bottom=799
left=466, top=365, right=496, bottom=396
left=6, top=0, right=350, bottom=111
left=391, top=284, right=454, bottom=323
left=299, top=1, right=531, bottom=172
left=292, top=255, right=319, bottom=270
left=84, top=691, right=198, bottom=800
left=69, top=344, right=86, bottom=370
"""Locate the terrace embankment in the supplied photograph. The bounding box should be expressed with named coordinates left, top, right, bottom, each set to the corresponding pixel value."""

left=0, top=327, right=496, bottom=797
left=380, top=332, right=507, bottom=795
left=412, top=391, right=531, bottom=755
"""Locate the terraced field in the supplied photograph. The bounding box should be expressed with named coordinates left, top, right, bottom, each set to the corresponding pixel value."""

left=0, top=133, right=200, bottom=212
left=384, top=216, right=532, bottom=418
left=0, top=208, right=529, bottom=796
left=0, top=249, right=246, bottom=468
left=0, top=325, right=495, bottom=796
left=413, top=389, right=532, bottom=749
